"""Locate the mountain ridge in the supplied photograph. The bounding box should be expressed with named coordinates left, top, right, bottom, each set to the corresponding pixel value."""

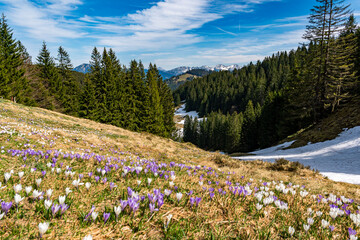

left=73, top=63, right=241, bottom=79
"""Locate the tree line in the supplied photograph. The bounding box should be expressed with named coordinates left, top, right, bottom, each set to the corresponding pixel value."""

left=180, top=0, right=359, bottom=153
left=0, top=14, right=175, bottom=138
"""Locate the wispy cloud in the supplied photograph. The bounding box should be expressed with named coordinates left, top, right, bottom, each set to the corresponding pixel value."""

left=0, top=0, right=84, bottom=41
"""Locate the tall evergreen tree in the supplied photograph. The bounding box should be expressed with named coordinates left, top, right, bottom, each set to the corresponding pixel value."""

left=37, top=41, right=61, bottom=104
left=0, top=14, right=27, bottom=102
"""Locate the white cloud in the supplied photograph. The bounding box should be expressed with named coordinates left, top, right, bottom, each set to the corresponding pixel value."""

left=0, top=0, right=84, bottom=41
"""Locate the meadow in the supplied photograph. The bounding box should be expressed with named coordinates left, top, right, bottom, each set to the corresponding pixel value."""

left=0, top=99, right=359, bottom=239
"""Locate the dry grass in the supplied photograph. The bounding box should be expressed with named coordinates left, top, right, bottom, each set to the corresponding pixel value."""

left=0, top=99, right=359, bottom=239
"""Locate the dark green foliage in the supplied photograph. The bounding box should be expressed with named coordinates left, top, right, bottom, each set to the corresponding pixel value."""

left=180, top=0, right=359, bottom=153
left=0, top=14, right=28, bottom=102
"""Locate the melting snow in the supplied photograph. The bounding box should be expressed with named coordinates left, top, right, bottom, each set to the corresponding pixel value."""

left=233, top=126, right=360, bottom=185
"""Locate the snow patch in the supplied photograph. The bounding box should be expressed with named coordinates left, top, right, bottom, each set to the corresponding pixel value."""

left=233, top=126, right=360, bottom=185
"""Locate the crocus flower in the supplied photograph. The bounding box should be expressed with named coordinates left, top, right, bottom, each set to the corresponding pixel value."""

left=32, top=190, right=42, bottom=199
left=176, top=192, right=183, bottom=202
left=25, top=186, right=32, bottom=196
left=91, top=211, right=99, bottom=222
left=83, top=234, right=92, bottom=240
left=195, top=197, right=202, bottom=207
left=36, top=178, right=42, bottom=187
left=348, top=228, right=357, bottom=238
left=38, top=222, right=49, bottom=238
left=46, top=189, right=53, bottom=199
left=18, top=171, right=24, bottom=179
left=1, top=202, right=12, bottom=214
left=85, top=182, right=91, bottom=190
left=60, top=204, right=69, bottom=216
left=288, top=226, right=295, bottom=236
left=114, top=206, right=121, bottom=221
left=164, top=189, right=172, bottom=196
left=103, top=212, right=110, bottom=223
left=189, top=197, right=195, bottom=207
left=147, top=178, right=152, bottom=186
left=13, top=184, right=22, bottom=193
left=109, top=182, right=117, bottom=191
left=303, top=224, right=310, bottom=232
left=149, top=203, right=159, bottom=213
left=14, top=194, right=24, bottom=205
left=51, top=204, right=60, bottom=217
left=4, top=172, right=11, bottom=182
left=165, top=214, right=172, bottom=228
left=65, top=188, right=72, bottom=195
left=44, top=200, right=52, bottom=210
left=72, top=179, right=83, bottom=189
left=58, top=195, right=66, bottom=205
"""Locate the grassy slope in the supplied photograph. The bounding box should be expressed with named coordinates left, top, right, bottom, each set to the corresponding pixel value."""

left=0, top=99, right=359, bottom=239
left=284, top=96, right=360, bottom=149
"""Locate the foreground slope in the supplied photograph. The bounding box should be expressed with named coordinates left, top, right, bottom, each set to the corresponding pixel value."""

left=0, top=99, right=359, bottom=239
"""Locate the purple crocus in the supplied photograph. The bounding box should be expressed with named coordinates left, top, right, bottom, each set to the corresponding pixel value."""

left=1, top=202, right=12, bottom=214
left=79, top=174, right=84, bottom=180
left=94, top=176, right=100, bottom=182
left=195, top=197, right=202, bottom=207
left=103, top=212, right=110, bottom=223
left=84, top=205, right=96, bottom=221
left=102, top=178, right=107, bottom=184
left=189, top=197, right=195, bottom=207
left=88, top=172, right=93, bottom=178
left=109, top=182, right=116, bottom=191
left=149, top=203, right=159, bottom=213
left=209, top=192, right=215, bottom=199
left=51, top=204, right=60, bottom=217
left=41, top=171, right=46, bottom=177
left=120, top=199, right=128, bottom=211
left=348, top=228, right=357, bottom=237
left=329, top=225, right=335, bottom=232
left=60, top=204, right=69, bottom=216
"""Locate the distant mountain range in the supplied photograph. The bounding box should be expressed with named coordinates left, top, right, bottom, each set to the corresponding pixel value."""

left=73, top=63, right=241, bottom=79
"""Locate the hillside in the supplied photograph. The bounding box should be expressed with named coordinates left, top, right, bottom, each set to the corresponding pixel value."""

left=165, top=69, right=211, bottom=90
left=0, top=99, right=359, bottom=239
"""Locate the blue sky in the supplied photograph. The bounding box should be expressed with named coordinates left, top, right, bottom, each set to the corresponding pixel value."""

left=1, top=0, right=359, bottom=70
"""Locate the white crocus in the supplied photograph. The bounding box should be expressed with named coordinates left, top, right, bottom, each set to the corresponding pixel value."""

left=44, top=200, right=52, bottom=210
left=170, top=175, right=176, bottom=181
left=14, top=194, right=24, bottom=205
left=85, top=182, right=91, bottom=190
left=114, top=206, right=121, bottom=221
left=25, top=186, right=32, bottom=195
left=45, top=189, right=52, bottom=199
left=307, top=217, right=314, bottom=225
left=164, top=189, right=172, bottom=196
left=91, top=211, right=99, bottom=222
left=303, top=224, right=310, bottom=232
left=83, top=235, right=93, bottom=240
left=147, top=178, right=152, bottom=186
left=255, top=203, right=263, bottom=211
left=13, top=184, right=22, bottom=193
left=72, top=179, right=83, bottom=189
left=36, top=178, right=42, bottom=187
left=58, top=195, right=66, bottom=205
left=321, top=219, right=329, bottom=228
left=18, top=171, right=24, bottom=179
left=0, top=212, right=5, bottom=220
left=136, top=180, right=141, bottom=186
left=288, top=226, right=295, bottom=236
left=38, top=222, right=49, bottom=237
left=32, top=189, right=41, bottom=199
left=169, top=181, right=174, bottom=187
left=65, top=188, right=72, bottom=195
left=176, top=192, right=183, bottom=202
left=4, top=172, right=11, bottom=182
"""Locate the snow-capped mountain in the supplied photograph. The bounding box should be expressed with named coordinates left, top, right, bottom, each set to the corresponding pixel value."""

left=73, top=63, right=241, bottom=79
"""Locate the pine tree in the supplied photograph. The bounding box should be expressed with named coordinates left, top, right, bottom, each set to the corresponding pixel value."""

left=56, top=46, right=80, bottom=115
left=37, top=41, right=61, bottom=105
left=0, top=14, right=27, bottom=102
left=146, top=64, right=164, bottom=135
left=304, top=0, right=352, bottom=115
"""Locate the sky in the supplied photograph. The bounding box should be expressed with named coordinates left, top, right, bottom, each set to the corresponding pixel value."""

left=1, top=0, right=359, bottom=70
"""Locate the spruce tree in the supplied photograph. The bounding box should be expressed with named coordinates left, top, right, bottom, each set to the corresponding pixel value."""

left=37, top=41, right=61, bottom=104
left=0, top=14, right=27, bottom=102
